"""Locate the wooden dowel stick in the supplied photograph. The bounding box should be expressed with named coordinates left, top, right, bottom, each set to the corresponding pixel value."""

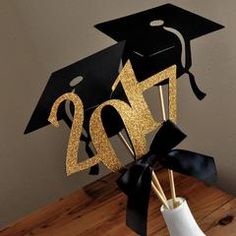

left=159, top=86, right=167, bottom=121
left=168, top=170, right=177, bottom=204
left=151, top=182, right=169, bottom=209
left=158, top=86, right=177, bottom=206
left=118, top=132, right=168, bottom=202
left=152, top=171, right=167, bottom=202
left=118, top=132, right=135, bottom=156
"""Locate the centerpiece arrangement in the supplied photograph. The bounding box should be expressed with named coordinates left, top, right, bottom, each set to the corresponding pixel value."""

left=25, top=4, right=224, bottom=236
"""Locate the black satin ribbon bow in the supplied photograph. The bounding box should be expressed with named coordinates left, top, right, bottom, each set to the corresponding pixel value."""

left=117, top=120, right=216, bottom=236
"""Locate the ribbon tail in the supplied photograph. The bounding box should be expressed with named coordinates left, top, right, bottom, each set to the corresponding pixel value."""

left=117, top=164, right=152, bottom=236
left=162, top=149, right=217, bottom=184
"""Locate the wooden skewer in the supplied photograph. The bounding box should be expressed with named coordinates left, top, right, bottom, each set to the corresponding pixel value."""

left=118, top=132, right=168, bottom=206
left=158, top=86, right=178, bottom=207
left=158, top=86, right=167, bottom=121
left=151, top=182, right=169, bottom=209
left=152, top=171, right=167, bottom=202
left=118, top=132, right=135, bottom=156
left=168, top=171, right=177, bottom=206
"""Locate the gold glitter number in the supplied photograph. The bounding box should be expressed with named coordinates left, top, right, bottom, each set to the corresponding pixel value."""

left=48, top=93, right=101, bottom=175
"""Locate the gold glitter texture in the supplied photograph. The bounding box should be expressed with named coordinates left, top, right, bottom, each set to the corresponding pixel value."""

left=139, top=64, right=177, bottom=123
left=112, top=61, right=158, bottom=134
left=48, top=93, right=100, bottom=175
left=90, top=100, right=148, bottom=171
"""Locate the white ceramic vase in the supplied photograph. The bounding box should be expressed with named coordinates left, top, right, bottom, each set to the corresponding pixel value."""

left=160, top=197, right=206, bottom=236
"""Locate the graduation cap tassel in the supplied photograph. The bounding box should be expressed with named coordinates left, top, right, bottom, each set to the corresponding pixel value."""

left=164, top=24, right=207, bottom=101
left=184, top=40, right=206, bottom=100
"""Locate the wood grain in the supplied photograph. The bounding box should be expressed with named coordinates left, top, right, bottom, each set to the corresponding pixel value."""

left=0, top=169, right=235, bottom=236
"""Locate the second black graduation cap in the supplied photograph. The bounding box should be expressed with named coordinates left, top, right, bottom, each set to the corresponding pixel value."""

left=95, top=4, right=224, bottom=88
left=25, top=41, right=126, bottom=137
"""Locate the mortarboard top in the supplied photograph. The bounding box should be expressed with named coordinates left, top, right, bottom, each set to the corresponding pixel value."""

left=25, top=41, right=126, bottom=137
left=95, top=3, right=224, bottom=83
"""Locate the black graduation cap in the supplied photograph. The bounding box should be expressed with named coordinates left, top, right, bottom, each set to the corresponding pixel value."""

left=95, top=3, right=224, bottom=99
left=24, top=41, right=126, bottom=137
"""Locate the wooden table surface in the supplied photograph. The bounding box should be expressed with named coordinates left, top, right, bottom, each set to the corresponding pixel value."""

left=1, top=169, right=236, bottom=236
